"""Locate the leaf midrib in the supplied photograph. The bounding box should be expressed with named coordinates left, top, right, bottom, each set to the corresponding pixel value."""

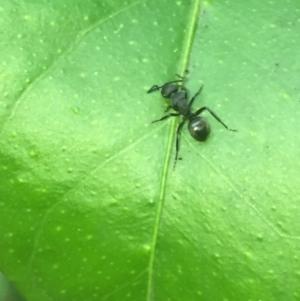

left=146, top=1, right=202, bottom=299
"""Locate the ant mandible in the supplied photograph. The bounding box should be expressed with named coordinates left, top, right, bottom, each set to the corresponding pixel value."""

left=147, top=75, right=237, bottom=169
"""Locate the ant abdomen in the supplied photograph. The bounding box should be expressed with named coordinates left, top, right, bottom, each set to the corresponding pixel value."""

left=188, top=117, right=210, bottom=142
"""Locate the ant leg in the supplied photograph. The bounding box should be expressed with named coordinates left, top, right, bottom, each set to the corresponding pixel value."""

left=194, top=107, right=237, bottom=132
left=173, top=120, right=186, bottom=170
left=147, top=80, right=183, bottom=94
left=188, top=85, right=204, bottom=107
left=151, top=113, right=180, bottom=124
left=164, top=105, right=173, bottom=112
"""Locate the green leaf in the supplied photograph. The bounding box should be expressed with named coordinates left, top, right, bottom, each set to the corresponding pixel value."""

left=1, top=0, right=300, bottom=300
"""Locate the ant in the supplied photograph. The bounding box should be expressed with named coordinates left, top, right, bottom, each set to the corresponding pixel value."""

left=147, top=75, right=237, bottom=169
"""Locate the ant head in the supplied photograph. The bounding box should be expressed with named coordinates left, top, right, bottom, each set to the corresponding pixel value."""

left=161, top=83, right=179, bottom=98
left=188, top=116, right=210, bottom=141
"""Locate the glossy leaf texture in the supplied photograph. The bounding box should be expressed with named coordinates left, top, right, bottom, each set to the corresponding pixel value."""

left=0, top=0, right=300, bottom=301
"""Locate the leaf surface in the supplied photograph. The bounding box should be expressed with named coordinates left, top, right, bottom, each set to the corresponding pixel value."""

left=0, top=1, right=300, bottom=300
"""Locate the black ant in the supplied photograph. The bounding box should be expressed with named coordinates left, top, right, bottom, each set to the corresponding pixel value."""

left=147, top=75, right=237, bottom=169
